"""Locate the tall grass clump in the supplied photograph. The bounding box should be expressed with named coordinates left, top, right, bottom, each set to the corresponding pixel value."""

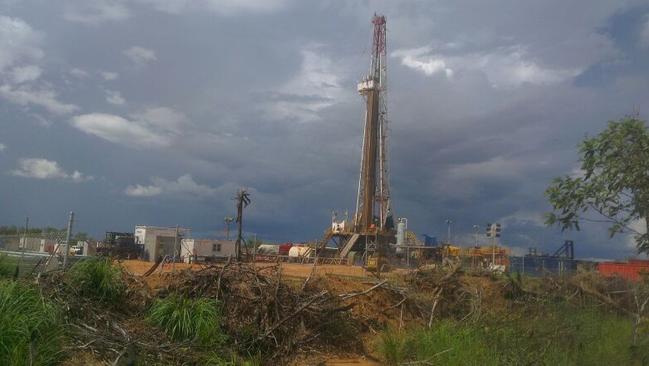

left=377, top=321, right=491, bottom=366
left=0, top=280, right=64, bottom=365
left=68, top=258, right=125, bottom=302
left=148, top=294, right=226, bottom=346
left=0, top=254, right=13, bottom=277
left=377, top=303, right=646, bottom=366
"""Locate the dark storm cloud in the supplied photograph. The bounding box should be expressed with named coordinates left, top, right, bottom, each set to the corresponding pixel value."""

left=1, top=0, right=649, bottom=258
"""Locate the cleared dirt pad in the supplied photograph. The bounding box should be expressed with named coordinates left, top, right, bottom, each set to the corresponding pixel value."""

left=120, top=259, right=372, bottom=279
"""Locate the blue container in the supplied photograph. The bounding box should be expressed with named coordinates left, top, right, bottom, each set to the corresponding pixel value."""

left=423, top=235, right=437, bottom=247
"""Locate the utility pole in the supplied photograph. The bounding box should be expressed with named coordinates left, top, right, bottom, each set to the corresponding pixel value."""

left=14, top=216, right=29, bottom=279
left=172, top=225, right=179, bottom=272
left=235, top=189, right=251, bottom=262
left=63, top=211, right=74, bottom=269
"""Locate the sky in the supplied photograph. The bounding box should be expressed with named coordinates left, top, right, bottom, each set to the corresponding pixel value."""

left=2, top=0, right=649, bottom=260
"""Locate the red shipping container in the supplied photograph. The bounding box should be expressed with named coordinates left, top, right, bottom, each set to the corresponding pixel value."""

left=278, top=243, right=292, bottom=256
left=598, top=261, right=649, bottom=282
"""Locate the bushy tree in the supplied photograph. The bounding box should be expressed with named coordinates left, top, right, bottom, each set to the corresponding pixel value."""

left=546, top=116, right=649, bottom=254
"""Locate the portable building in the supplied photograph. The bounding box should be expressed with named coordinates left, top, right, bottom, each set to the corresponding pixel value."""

left=180, top=239, right=235, bottom=263
left=134, top=226, right=191, bottom=262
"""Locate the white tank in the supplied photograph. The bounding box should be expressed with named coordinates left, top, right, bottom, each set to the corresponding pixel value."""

left=396, top=218, right=407, bottom=247
left=288, top=246, right=313, bottom=258
left=256, top=244, right=279, bottom=255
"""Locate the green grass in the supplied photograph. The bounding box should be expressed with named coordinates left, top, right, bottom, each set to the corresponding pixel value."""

left=201, top=352, right=262, bottom=366
left=377, top=303, right=649, bottom=366
left=68, top=258, right=125, bottom=302
left=147, top=294, right=226, bottom=346
left=0, top=254, right=16, bottom=278
left=0, top=280, right=64, bottom=365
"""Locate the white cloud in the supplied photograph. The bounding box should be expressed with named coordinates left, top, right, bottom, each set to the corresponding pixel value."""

left=105, top=90, right=125, bottom=105
left=125, top=174, right=217, bottom=197
left=0, top=16, right=77, bottom=115
left=63, top=0, right=131, bottom=25
left=392, top=47, right=453, bottom=77
left=266, top=44, right=348, bottom=122
left=0, top=16, right=42, bottom=72
left=0, top=143, right=6, bottom=152
left=71, top=113, right=170, bottom=147
left=392, top=46, right=580, bottom=88
left=136, top=0, right=287, bottom=16
left=124, top=184, right=162, bottom=197
left=101, top=71, right=118, bottom=80
left=69, top=68, right=89, bottom=78
left=70, top=107, right=187, bottom=147
left=0, top=84, right=80, bottom=115
left=10, top=65, right=42, bottom=83
left=123, top=46, right=157, bottom=66
left=11, top=158, right=92, bottom=182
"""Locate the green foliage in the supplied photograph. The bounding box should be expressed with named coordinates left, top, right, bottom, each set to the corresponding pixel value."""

left=68, top=258, right=125, bottom=302
left=377, top=303, right=648, bottom=366
left=0, top=280, right=64, bottom=365
left=0, top=254, right=15, bottom=278
left=546, top=116, right=649, bottom=253
left=0, top=225, right=65, bottom=236
left=147, top=294, right=226, bottom=346
left=201, top=352, right=262, bottom=366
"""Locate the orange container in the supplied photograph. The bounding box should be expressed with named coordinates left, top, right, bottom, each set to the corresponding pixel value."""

left=598, top=260, right=649, bottom=281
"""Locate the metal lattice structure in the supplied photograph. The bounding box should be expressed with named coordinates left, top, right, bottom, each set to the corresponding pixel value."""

left=354, top=14, right=392, bottom=232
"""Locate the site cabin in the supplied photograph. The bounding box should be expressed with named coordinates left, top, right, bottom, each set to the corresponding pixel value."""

left=180, top=239, right=236, bottom=263
left=134, top=225, right=191, bottom=262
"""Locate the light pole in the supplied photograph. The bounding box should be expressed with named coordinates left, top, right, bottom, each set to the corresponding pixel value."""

left=224, top=216, right=234, bottom=241
left=445, top=219, right=453, bottom=244
left=472, top=225, right=479, bottom=247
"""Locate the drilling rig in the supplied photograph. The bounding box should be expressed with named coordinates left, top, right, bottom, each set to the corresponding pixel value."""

left=324, top=14, right=395, bottom=265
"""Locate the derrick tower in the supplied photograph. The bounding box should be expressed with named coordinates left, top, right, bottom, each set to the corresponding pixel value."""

left=324, top=14, right=395, bottom=261
left=355, top=14, right=391, bottom=232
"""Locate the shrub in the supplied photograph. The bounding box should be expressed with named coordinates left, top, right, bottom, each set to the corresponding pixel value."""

left=148, top=294, right=226, bottom=346
left=0, top=280, right=64, bottom=365
left=68, top=258, right=125, bottom=302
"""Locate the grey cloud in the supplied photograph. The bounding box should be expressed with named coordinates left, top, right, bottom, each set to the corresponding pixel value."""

left=105, top=90, right=125, bottom=105
left=63, top=0, right=131, bottom=25
left=134, top=0, right=289, bottom=16
left=2, top=1, right=649, bottom=258
left=101, top=71, right=118, bottom=80
left=9, top=65, right=41, bottom=83
left=69, top=68, right=90, bottom=79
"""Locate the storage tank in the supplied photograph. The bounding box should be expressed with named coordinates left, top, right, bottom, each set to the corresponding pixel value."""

left=256, top=244, right=279, bottom=255
left=396, top=218, right=407, bottom=254
left=288, top=246, right=313, bottom=258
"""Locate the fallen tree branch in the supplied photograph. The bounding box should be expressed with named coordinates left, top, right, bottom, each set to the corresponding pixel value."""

left=339, top=280, right=387, bottom=301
